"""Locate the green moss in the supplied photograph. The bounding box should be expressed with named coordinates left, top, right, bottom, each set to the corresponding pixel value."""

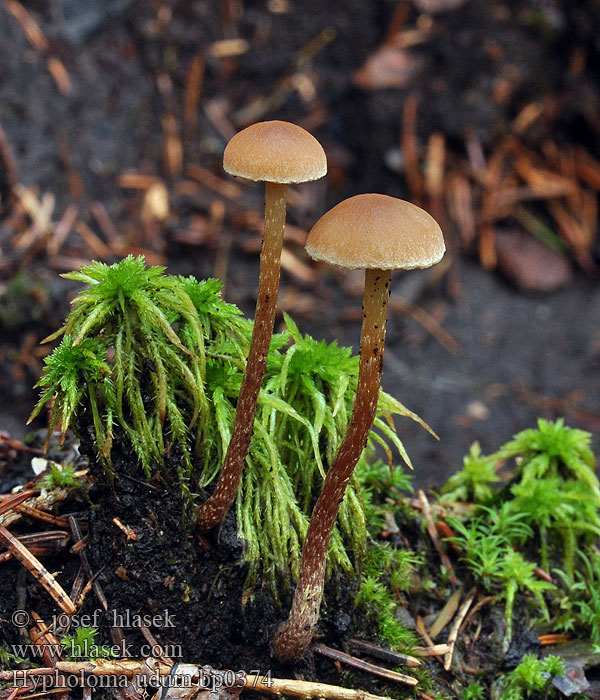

left=495, top=654, right=564, bottom=700
left=60, top=627, right=115, bottom=661
left=354, top=463, right=422, bottom=653
left=32, top=257, right=429, bottom=596
left=460, top=680, right=485, bottom=700
left=39, top=462, right=82, bottom=490
left=440, top=441, right=499, bottom=504
left=0, top=270, right=49, bottom=328
left=441, top=419, right=600, bottom=660
left=0, top=647, right=27, bottom=668
left=499, top=418, right=597, bottom=497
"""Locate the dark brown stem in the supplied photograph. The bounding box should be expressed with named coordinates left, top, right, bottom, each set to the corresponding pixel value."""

left=274, top=268, right=391, bottom=662
left=197, top=181, right=287, bottom=531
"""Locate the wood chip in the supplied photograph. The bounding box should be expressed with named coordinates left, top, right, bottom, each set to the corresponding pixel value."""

left=428, top=587, right=463, bottom=639
left=208, top=38, right=249, bottom=59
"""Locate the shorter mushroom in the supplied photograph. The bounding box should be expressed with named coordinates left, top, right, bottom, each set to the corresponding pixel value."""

left=274, top=193, right=445, bottom=663
left=196, top=121, right=327, bottom=532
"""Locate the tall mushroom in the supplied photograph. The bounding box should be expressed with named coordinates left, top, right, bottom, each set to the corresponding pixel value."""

left=274, top=193, right=445, bottom=662
left=196, top=121, right=327, bottom=532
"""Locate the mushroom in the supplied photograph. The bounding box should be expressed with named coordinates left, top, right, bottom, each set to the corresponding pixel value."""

left=274, top=193, right=445, bottom=662
left=196, top=121, right=327, bottom=532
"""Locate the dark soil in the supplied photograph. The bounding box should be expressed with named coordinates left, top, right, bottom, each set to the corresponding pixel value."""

left=0, top=431, right=363, bottom=680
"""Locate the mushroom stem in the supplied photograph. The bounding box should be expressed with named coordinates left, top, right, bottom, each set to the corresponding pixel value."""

left=197, top=181, right=287, bottom=531
left=274, top=268, right=391, bottom=663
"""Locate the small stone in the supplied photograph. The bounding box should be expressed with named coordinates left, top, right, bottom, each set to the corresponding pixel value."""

left=31, top=457, right=49, bottom=475
left=466, top=400, right=489, bottom=421
left=353, top=46, right=425, bottom=91
left=395, top=606, right=417, bottom=629
left=496, top=229, right=572, bottom=293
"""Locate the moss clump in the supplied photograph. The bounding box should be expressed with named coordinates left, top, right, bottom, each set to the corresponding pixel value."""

left=441, top=419, right=600, bottom=657
left=494, top=653, right=564, bottom=700
left=354, top=461, right=424, bottom=652
left=60, top=627, right=115, bottom=661
left=31, top=256, right=429, bottom=596
left=39, top=462, right=82, bottom=491
left=440, top=441, right=499, bottom=504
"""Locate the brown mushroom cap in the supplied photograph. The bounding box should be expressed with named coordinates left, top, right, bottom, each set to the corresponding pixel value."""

left=305, top=193, right=445, bottom=270
left=223, top=120, right=327, bottom=184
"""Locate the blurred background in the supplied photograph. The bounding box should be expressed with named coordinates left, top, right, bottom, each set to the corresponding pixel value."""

left=0, top=0, right=598, bottom=487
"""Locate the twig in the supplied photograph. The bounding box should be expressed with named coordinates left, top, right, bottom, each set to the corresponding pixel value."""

left=538, top=633, right=570, bottom=646
left=0, top=489, right=69, bottom=527
left=186, top=164, right=243, bottom=200
left=0, top=121, right=18, bottom=217
left=90, top=202, right=119, bottom=244
left=46, top=56, right=72, bottom=96
left=0, top=524, right=76, bottom=614
left=73, top=221, right=112, bottom=259
left=534, top=566, right=554, bottom=583
left=402, top=94, right=423, bottom=204
left=418, top=489, right=458, bottom=586
left=478, top=148, right=503, bottom=270
left=280, top=247, right=317, bottom=283
left=13, top=187, right=56, bottom=250
left=413, top=644, right=450, bottom=657
left=4, top=0, right=70, bottom=95
left=0, top=490, right=37, bottom=517
left=245, top=673, right=393, bottom=700
left=56, top=133, right=83, bottom=198
left=444, top=587, right=476, bottom=671
left=68, top=565, right=85, bottom=609
left=0, top=433, right=43, bottom=456
left=183, top=52, right=205, bottom=138
left=313, top=644, right=418, bottom=687
left=15, top=505, right=69, bottom=528
left=111, top=518, right=137, bottom=541
left=388, top=295, right=459, bottom=355
left=47, top=204, right=79, bottom=256
left=4, top=0, right=49, bottom=51
left=68, top=516, right=107, bottom=611
left=0, top=669, right=57, bottom=681
left=138, top=625, right=172, bottom=666
left=0, top=531, right=69, bottom=562
left=162, top=113, right=183, bottom=179
left=30, top=611, right=63, bottom=667
left=415, top=617, right=444, bottom=667
left=348, top=639, right=421, bottom=668
left=465, top=595, right=496, bottom=622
